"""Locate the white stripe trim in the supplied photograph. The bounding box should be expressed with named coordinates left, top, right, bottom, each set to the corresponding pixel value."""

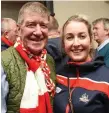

left=78, top=77, right=109, bottom=85
left=57, top=75, right=109, bottom=85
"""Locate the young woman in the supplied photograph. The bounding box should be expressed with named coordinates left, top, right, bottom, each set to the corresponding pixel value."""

left=53, top=15, right=109, bottom=113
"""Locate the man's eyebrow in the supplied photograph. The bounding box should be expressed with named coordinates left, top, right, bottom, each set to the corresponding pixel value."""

left=25, top=21, right=35, bottom=23
left=41, top=21, right=49, bottom=24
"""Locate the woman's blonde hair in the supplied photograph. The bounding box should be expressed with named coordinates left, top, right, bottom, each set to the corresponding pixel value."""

left=61, top=14, right=92, bottom=44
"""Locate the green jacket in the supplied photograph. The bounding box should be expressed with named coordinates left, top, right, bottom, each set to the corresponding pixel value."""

left=1, top=47, right=56, bottom=113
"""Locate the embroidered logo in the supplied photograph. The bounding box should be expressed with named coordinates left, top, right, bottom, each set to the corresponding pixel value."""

left=56, top=87, right=62, bottom=93
left=79, top=93, right=89, bottom=103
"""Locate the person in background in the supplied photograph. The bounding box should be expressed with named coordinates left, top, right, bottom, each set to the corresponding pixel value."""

left=92, top=18, right=109, bottom=67
left=46, top=14, right=67, bottom=73
left=1, top=2, right=56, bottom=113
left=46, top=14, right=61, bottom=59
left=48, top=13, right=60, bottom=39
left=53, top=15, right=109, bottom=113
left=1, top=18, right=18, bottom=51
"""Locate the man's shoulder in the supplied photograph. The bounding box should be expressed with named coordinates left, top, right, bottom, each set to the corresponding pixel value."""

left=46, top=53, right=54, bottom=62
left=1, top=47, right=18, bottom=64
left=105, top=42, right=109, bottom=47
left=103, top=42, right=109, bottom=48
left=2, top=47, right=15, bottom=56
left=99, top=43, right=109, bottom=52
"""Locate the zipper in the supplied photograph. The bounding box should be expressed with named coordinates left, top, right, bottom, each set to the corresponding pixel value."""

left=65, top=67, right=79, bottom=113
left=65, top=77, right=74, bottom=113
left=69, top=88, right=74, bottom=113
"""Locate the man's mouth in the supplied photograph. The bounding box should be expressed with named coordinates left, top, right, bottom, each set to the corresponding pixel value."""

left=30, top=37, right=45, bottom=42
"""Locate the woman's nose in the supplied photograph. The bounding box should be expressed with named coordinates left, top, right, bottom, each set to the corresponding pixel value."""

left=73, top=37, right=80, bottom=46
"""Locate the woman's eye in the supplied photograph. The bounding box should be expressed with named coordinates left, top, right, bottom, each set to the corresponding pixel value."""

left=67, top=37, right=72, bottom=39
left=68, top=36, right=74, bottom=39
left=80, top=35, right=86, bottom=39
left=64, top=35, right=74, bottom=41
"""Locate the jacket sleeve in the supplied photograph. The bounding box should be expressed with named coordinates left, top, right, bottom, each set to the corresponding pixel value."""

left=1, top=64, right=9, bottom=113
left=46, top=54, right=56, bottom=85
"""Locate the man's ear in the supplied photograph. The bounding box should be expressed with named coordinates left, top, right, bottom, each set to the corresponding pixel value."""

left=17, top=24, right=21, bottom=36
left=107, top=29, right=109, bottom=36
left=17, top=24, right=20, bottom=31
left=3, top=31, right=9, bottom=39
left=105, top=29, right=109, bottom=36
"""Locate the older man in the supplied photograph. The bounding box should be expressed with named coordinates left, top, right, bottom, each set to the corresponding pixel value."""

left=1, top=2, right=56, bottom=113
left=92, top=18, right=109, bottom=67
left=1, top=18, right=17, bottom=51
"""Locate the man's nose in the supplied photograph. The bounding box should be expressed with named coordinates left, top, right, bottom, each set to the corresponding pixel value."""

left=33, top=24, right=42, bottom=36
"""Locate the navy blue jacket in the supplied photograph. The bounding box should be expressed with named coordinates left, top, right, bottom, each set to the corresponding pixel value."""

left=46, top=37, right=68, bottom=73
left=53, top=56, right=109, bottom=113
left=46, top=37, right=62, bottom=60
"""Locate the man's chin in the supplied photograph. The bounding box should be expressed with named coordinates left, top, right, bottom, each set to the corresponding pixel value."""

left=27, top=47, right=43, bottom=55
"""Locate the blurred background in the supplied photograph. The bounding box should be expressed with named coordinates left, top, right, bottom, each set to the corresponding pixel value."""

left=1, top=0, right=109, bottom=48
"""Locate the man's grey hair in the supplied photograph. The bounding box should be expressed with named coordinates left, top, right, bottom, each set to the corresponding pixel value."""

left=17, top=2, right=50, bottom=24
left=92, top=18, right=109, bottom=30
left=1, top=18, right=16, bottom=35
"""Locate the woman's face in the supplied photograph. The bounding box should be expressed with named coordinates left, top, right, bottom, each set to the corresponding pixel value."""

left=63, top=21, right=91, bottom=62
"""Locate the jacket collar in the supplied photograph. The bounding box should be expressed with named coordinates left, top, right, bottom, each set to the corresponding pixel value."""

left=66, top=56, right=104, bottom=73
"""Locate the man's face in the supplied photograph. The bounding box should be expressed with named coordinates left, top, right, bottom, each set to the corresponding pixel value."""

left=92, top=21, right=107, bottom=44
left=7, top=21, right=17, bottom=43
left=19, top=12, right=49, bottom=55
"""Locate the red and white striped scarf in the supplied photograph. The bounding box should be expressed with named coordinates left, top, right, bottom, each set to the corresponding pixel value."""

left=14, top=37, right=55, bottom=113
left=1, top=36, right=14, bottom=46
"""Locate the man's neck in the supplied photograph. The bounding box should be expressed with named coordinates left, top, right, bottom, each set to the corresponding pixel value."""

left=98, top=36, right=109, bottom=46
left=97, top=38, right=109, bottom=51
